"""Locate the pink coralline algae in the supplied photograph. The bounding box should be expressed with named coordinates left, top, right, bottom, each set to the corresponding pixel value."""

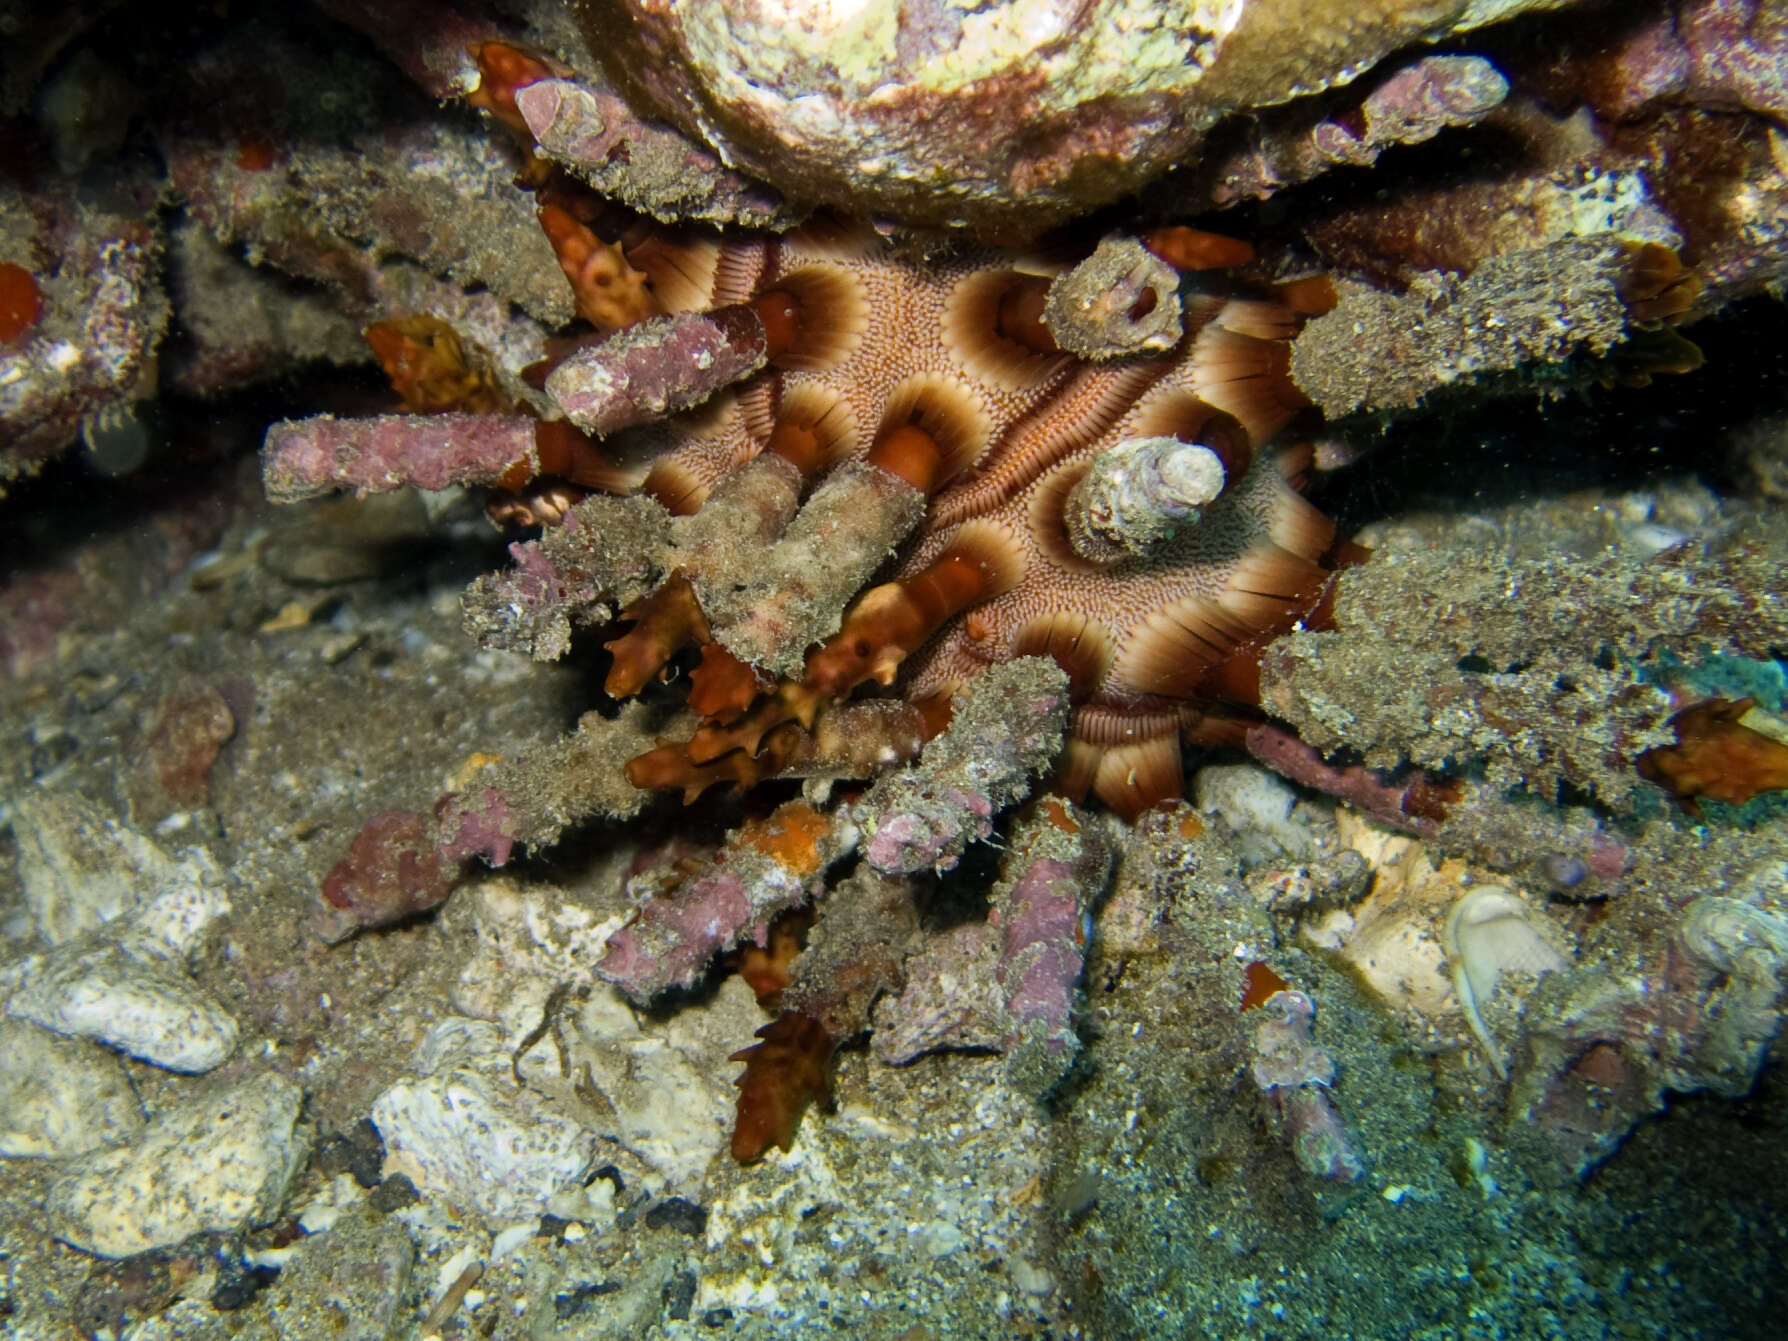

left=314, top=809, right=462, bottom=942
left=263, top=415, right=547, bottom=502
left=873, top=796, right=1111, bottom=1095
left=598, top=797, right=851, bottom=1001
left=599, top=660, right=1071, bottom=1000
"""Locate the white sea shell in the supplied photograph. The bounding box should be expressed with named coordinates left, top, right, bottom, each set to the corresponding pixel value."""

left=1442, top=886, right=1568, bottom=1079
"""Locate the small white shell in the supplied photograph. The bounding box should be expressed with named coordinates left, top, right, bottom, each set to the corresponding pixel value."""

left=1442, top=886, right=1567, bottom=1079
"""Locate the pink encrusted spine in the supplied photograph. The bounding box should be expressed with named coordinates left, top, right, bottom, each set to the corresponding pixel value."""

left=872, top=797, right=1111, bottom=1096
left=598, top=800, right=854, bottom=1001
left=997, top=857, right=1084, bottom=1048
left=261, top=412, right=540, bottom=501
left=1312, top=56, right=1509, bottom=166
left=1245, top=722, right=1445, bottom=838
left=858, top=658, right=1070, bottom=876
left=991, top=802, right=1111, bottom=1084
left=1250, top=988, right=1366, bottom=1183
left=599, top=870, right=756, bottom=998
left=543, top=307, right=768, bottom=436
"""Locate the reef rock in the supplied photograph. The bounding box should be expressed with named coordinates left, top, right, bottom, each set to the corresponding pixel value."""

left=572, top=0, right=1584, bottom=230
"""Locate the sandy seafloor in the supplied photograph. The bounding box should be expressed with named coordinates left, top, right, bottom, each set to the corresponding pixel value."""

left=3, top=292, right=1788, bottom=1340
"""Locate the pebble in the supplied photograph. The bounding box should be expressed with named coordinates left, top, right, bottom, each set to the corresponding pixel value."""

left=918, top=1218, right=966, bottom=1258
left=46, top=1072, right=310, bottom=1259
left=1009, top=1258, right=1055, bottom=1296
left=0, top=1019, right=144, bottom=1157
left=8, top=942, right=239, bottom=1073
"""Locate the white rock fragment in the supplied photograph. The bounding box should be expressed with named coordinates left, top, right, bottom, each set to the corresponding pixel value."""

left=491, top=1221, right=537, bottom=1261
left=563, top=980, right=752, bottom=1190
left=45, top=1072, right=309, bottom=1258
left=2, top=825, right=236, bottom=1074
left=114, top=868, right=233, bottom=961
left=370, top=1015, right=600, bottom=1225
left=545, top=1172, right=617, bottom=1228
left=10, top=790, right=220, bottom=944
left=0, top=1019, right=144, bottom=1158
left=1196, top=763, right=1322, bottom=865
left=371, top=1066, right=597, bottom=1225
left=449, top=877, right=747, bottom=1193
left=8, top=943, right=239, bottom=1073
left=452, top=877, right=622, bottom=1029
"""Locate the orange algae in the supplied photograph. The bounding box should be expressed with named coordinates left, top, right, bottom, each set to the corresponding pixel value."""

left=1637, top=696, right=1788, bottom=813
left=735, top=907, right=816, bottom=1005
left=1241, top=960, right=1291, bottom=1011
left=730, top=1011, right=835, bottom=1161
left=739, top=800, right=833, bottom=876
left=0, top=262, right=43, bottom=344
left=365, top=314, right=511, bottom=415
